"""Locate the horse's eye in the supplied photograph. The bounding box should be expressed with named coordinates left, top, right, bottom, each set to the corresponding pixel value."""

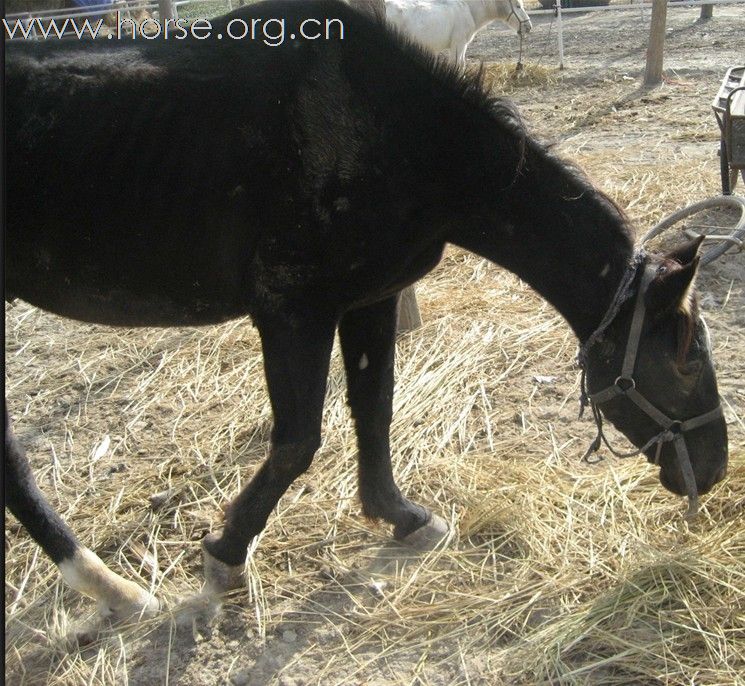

left=657, top=265, right=667, bottom=275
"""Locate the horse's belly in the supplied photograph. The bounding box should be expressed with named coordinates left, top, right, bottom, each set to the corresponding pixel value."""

left=387, top=7, right=448, bottom=50
left=8, top=275, right=251, bottom=328
left=6, top=221, right=254, bottom=327
left=404, top=13, right=455, bottom=51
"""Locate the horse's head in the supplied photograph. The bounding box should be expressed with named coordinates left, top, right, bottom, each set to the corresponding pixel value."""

left=582, top=238, right=727, bottom=506
left=496, top=0, right=532, bottom=36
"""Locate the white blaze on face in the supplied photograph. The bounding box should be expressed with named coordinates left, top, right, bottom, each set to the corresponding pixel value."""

left=359, top=353, right=369, bottom=370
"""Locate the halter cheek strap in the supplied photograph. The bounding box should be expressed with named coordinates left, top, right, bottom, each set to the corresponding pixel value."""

left=504, top=1, right=530, bottom=33
left=579, top=261, right=724, bottom=519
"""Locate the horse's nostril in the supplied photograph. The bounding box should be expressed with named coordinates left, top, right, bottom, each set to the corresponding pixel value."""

left=697, top=465, right=727, bottom=495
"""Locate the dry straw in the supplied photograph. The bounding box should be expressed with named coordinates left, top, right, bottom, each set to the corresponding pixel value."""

left=483, top=62, right=559, bottom=92
left=5, top=66, right=744, bottom=685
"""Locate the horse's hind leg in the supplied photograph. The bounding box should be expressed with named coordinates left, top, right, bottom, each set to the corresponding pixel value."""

left=4, top=403, right=158, bottom=620
left=201, top=314, right=336, bottom=593
left=338, top=296, right=447, bottom=548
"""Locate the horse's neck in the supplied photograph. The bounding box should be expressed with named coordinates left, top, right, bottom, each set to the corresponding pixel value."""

left=451, top=140, right=635, bottom=342
left=468, top=0, right=511, bottom=30
left=466, top=0, right=508, bottom=27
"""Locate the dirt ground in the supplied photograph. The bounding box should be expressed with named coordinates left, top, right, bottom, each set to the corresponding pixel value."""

left=5, top=4, right=745, bottom=686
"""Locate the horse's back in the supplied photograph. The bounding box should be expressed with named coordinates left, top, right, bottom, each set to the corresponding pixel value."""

left=5, top=8, right=331, bottom=325
left=6, top=0, right=468, bottom=325
left=385, top=0, right=471, bottom=53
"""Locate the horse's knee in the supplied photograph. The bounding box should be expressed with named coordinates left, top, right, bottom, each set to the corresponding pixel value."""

left=269, top=435, right=320, bottom=480
left=59, top=547, right=159, bottom=620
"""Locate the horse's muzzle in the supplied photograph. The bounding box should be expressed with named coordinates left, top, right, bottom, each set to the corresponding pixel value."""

left=659, top=460, right=727, bottom=497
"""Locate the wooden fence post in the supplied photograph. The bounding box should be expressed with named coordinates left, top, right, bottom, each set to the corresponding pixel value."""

left=397, top=286, right=423, bottom=333
left=699, top=5, right=713, bottom=20
left=644, top=0, right=668, bottom=87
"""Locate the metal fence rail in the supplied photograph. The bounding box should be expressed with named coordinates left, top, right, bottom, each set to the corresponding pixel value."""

left=528, top=0, right=745, bottom=70
left=3, top=1, right=239, bottom=26
left=5, top=1, right=160, bottom=22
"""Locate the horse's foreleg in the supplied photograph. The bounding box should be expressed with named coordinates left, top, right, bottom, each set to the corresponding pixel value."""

left=4, top=404, right=158, bottom=620
left=338, top=296, right=447, bottom=548
left=201, top=314, right=336, bottom=593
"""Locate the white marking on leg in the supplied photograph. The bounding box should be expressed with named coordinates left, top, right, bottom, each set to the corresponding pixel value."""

left=58, top=547, right=158, bottom=619
left=358, top=353, right=369, bottom=370
left=202, top=538, right=246, bottom=595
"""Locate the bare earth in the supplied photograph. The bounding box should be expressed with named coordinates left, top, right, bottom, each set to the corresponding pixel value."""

left=5, top=5, right=745, bottom=686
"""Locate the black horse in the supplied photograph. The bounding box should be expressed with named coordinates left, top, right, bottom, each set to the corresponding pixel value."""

left=5, top=0, right=727, bottom=619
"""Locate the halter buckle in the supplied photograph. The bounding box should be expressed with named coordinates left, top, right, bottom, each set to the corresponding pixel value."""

left=614, top=376, right=635, bottom=393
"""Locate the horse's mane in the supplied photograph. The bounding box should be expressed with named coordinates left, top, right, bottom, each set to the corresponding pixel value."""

left=383, top=21, right=526, bottom=129
left=396, top=37, right=633, bottom=239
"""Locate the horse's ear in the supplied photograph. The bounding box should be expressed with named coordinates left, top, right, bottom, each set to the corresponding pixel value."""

left=665, top=235, right=705, bottom=266
left=647, top=256, right=699, bottom=318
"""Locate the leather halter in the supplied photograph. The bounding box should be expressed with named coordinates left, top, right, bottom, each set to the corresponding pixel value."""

left=503, top=0, right=529, bottom=34
left=578, top=259, right=724, bottom=518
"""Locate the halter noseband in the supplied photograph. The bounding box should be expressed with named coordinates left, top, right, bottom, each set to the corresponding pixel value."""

left=503, top=0, right=529, bottom=34
left=578, top=256, right=723, bottom=518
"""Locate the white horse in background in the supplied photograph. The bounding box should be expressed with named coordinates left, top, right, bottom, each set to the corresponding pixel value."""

left=385, top=0, right=532, bottom=68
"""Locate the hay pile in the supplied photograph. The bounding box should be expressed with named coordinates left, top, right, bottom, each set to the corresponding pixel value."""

left=5, top=71, right=744, bottom=686
left=482, top=62, right=559, bottom=92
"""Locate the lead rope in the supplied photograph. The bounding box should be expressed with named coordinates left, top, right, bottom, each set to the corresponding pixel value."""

left=581, top=402, right=668, bottom=464
left=516, top=32, right=524, bottom=73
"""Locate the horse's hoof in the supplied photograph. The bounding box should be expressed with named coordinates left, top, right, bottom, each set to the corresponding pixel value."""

left=202, top=536, right=245, bottom=594
left=98, top=578, right=160, bottom=622
left=400, top=513, right=449, bottom=550
left=98, top=581, right=160, bottom=623
left=171, top=590, right=222, bottom=629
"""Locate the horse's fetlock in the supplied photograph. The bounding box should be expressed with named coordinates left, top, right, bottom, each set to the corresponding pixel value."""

left=59, top=548, right=158, bottom=620
left=202, top=536, right=246, bottom=594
